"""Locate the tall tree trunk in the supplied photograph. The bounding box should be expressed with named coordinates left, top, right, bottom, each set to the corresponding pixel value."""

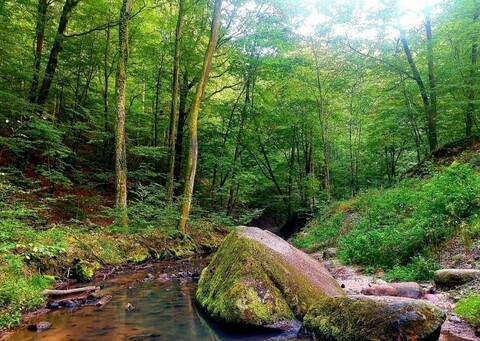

left=167, top=0, right=185, bottom=202
left=103, top=12, right=112, bottom=164
left=311, top=42, right=331, bottom=201
left=114, top=0, right=133, bottom=226
left=397, top=3, right=437, bottom=152
left=178, top=0, right=223, bottom=233
left=425, top=2, right=438, bottom=151
left=36, top=0, right=81, bottom=109
left=29, top=0, right=49, bottom=104
left=466, top=10, right=479, bottom=137
left=153, top=56, right=164, bottom=147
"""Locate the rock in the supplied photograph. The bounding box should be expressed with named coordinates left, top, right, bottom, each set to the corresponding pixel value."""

left=390, top=282, right=423, bottom=299
left=323, top=248, right=337, bottom=259
left=73, top=260, right=101, bottom=283
left=59, top=300, right=77, bottom=308
left=46, top=301, right=59, bottom=309
left=196, top=226, right=343, bottom=331
left=434, top=269, right=480, bottom=289
left=27, top=321, right=51, bottom=332
left=303, top=295, right=446, bottom=341
left=449, top=315, right=462, bottom=323
left=475, top=328, right=480, bottom=337
left=125, top=303, right=135, bottom=311
left=362, top=284, right=398, bottom=297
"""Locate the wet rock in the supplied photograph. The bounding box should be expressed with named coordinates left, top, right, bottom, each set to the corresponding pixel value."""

left=125, top=303, right=135, bottom=311
left=434, top=269, right=480, bottom=289
left=196, top=226, right=343, bottom=331
left=303, top=295, right=446, bottom=341
left=59, top=300, right=77, bottom=308
left=27, top=321, right=51, bottom=332
left=390, top=282, right=423, bottom=299
left=46, top=301, right=60, bottom=309
left=362, top=284, right=398, bottom=297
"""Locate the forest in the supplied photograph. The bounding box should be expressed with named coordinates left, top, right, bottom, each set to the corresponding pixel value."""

left=1, top=0, right=480, bottom=339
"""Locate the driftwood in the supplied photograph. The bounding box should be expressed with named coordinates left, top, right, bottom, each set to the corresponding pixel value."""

left=95, top=295, right=112, bottom=308
left=43, top=286, right=99, bottom=296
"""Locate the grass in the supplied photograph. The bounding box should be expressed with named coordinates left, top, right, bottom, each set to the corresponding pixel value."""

left=454, top=295, right=480, bottom=327
left=293, top=163, right=480, bottom=281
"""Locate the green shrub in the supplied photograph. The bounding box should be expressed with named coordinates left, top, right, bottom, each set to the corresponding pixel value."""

left=297, top=163, right=480, bottom=275
left=454, top=295, right=480, bottom=327
left=384, top=256, right=440, bottom=282
left=292, top=212, right=344, bottom=250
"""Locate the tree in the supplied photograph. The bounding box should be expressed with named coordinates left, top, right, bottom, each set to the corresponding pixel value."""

left=114, top=0, right=133, bottom=226
left=178, top=0, right=223, bottom=233
left=166, top=0, right=185, bottom=202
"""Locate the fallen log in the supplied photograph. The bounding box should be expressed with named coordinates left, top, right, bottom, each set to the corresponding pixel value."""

left=43, top=286, right=99, bottom=296
left=95, top=295, right=112, bottom=308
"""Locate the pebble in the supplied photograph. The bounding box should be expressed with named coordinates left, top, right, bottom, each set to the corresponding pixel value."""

left=27, top=322, right=51, bottom=332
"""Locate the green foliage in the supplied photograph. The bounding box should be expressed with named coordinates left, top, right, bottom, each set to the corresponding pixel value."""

left=384, top=256, right=441, bottom=282
left=297, top=163, right=480, bottom=274
left=292, top=212, right=344, bottom=251
left=454, top=295, right=480, bottom=327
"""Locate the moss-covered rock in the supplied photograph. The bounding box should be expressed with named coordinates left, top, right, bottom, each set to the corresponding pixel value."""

left=73, top=260, right=101, bottom=282
left=196, top=226, right=343, bottom=331
left=434, top=269, right=480, bottom=289
left=303, top=295, right=446, bottom=341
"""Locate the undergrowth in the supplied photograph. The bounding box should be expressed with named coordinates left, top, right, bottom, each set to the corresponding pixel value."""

left=0, top=175, right=231, bottom=331
left=293, top=163, right=480, bottom=281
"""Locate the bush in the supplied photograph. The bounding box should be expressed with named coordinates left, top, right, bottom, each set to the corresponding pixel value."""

left=384, top=256, right=440, bottom=282
left=296, top=163, right=480, bottom=275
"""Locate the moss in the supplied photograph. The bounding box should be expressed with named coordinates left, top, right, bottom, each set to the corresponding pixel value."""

left=74, top=260, right=101, bottom=282
left=303, top=296, right=445, bottom=341
left=454, top=295, right=480, bottom=327
left=196, top=229, right=340, bottom=329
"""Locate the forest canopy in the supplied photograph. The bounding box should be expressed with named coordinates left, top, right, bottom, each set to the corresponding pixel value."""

left=0, top=0, right=478, bottom=227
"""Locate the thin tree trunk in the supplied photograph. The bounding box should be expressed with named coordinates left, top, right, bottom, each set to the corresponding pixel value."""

left=36, top=0, right=81, bottom=109
left=466, top=11, right=479, bottom=137
left=167, top=0, right=185, bottom=202
left=29, top=0, right=49, bottom=104
left=425, top=2, right=438, bottom=151
left=178, top=0, right=223, bottom=233
left=311, top=42, right=331, bottom=201
left=114, top=0, right=133, bottom=226
left=103, top=16, right=112, bottom=164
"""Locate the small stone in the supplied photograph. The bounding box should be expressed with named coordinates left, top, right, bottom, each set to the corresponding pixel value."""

left=341, top=284, right=345, bottom=288
left=27, top=321, right=51, bottom=332
left=449, top=315, right=462, bottom=323
left=125, top=302, right=135, bottom=311
left=61, top=300, right=77, bottom=308
left=46, top=301, right=59, bottom=309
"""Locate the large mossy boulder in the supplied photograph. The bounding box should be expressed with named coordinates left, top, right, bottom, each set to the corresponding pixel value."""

left=303, top=295, right=446, bottom=341
left=196, top=226, right=343, bottom=331
left=434, top=269, right=480, bottom=289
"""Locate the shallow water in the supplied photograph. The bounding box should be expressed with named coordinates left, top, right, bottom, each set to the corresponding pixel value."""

left=2, top=258, right=474, bottom=341
left=3, top=260, right=294, bottom=341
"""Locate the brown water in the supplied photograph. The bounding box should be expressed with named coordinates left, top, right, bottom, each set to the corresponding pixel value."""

left=3, top=260, right=295, bottom=341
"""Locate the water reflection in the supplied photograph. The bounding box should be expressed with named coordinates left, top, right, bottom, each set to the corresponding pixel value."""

left=4, top=261, right=291, bottom=341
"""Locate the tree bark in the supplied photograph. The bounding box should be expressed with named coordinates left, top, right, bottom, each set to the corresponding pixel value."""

left=178, top=0, right=223, bottom=233
left=425, top=2, right=438, bottom=151
left=29, top=0, right=49, bottom=104
left=114, top=0, right=133, bottom=226
left=466, top=10, right=479, bottom=137
left=36, top=0, right=81, bottom=109
left=167, top=0, right=185, bottom=202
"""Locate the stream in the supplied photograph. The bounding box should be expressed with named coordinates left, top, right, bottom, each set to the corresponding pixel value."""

left=1, top=258, right=474, bottom=341
left=2, top=259, right=294, bottom=341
